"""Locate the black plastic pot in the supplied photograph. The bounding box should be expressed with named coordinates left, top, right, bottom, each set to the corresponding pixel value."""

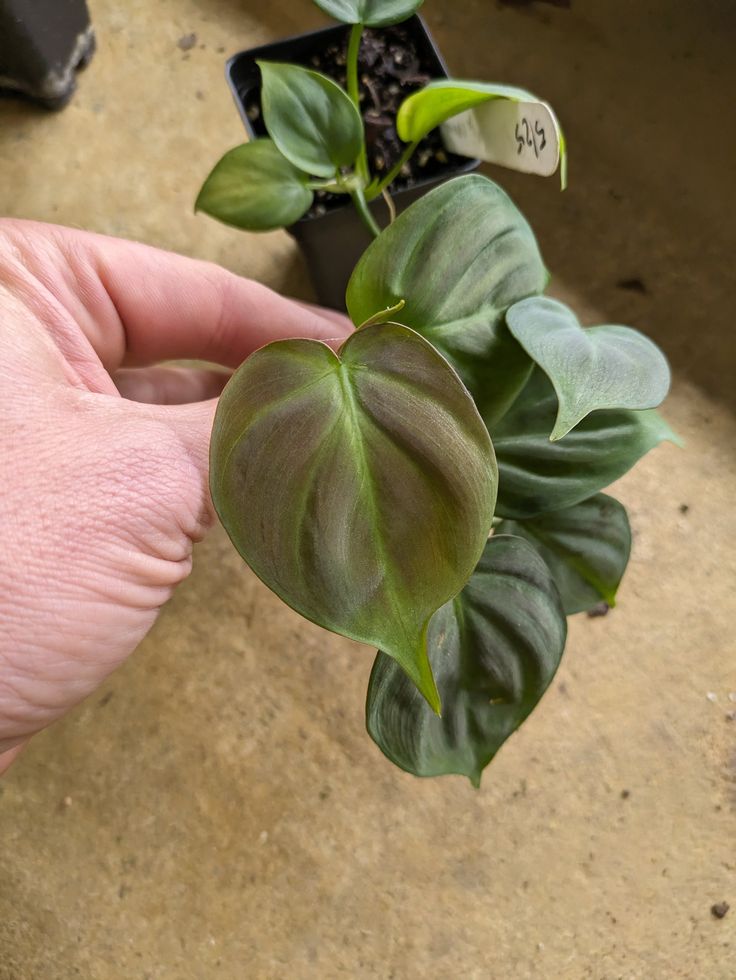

left=226, top=16, right=478, bottom=310
left=0, top=0, right=95, bottom=109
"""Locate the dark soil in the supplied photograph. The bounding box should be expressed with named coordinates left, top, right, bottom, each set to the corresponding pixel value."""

left=243, top=23, right=470, bottom=217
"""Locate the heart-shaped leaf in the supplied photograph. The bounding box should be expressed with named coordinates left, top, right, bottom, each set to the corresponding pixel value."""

left=210, top=322, right=498, bottom=712
left=506, top=296, right=671, bottom=440
left=258, top=61, right=363, bottom=178
left=397, top=79, right=537, bottom=143
left=195, top=140, right=313, bottom=231
left=491, top=369, right=679, bottom=519
left=312, top=0, right=423, bottom=26
left=346, top=174, right=548, bottom=428
left=366, top=534, right=566, bottom=785
left=497, top=493, right=631, bottom=614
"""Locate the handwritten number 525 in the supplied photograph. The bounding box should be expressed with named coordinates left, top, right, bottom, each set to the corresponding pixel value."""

left=515, top=118, right=547, bottom=158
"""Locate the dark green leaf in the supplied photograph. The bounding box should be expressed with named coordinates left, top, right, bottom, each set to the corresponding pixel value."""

left=210, top=322, right=497, bottom=712
left=367, top=534, right=567, bottom=785
left=258, top=61, right=363, bottom=178
left=497, top=493, right=631, bottom=614
left=491, top=369, right=679, bottom=519
left=195, top=139, right=313, bottom=231
left=346, top=174, right=548, bottom=428
left=312, top=0, right=423, bottom=26
left=506, top=296, right=671, bottom=440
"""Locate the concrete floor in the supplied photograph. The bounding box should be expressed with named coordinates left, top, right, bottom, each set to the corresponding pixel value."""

left=0, top=1, right=734, bottom=977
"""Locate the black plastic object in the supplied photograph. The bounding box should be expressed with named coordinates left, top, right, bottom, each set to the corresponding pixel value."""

left=226, top=16, right=478, bottom=310
left=0, top=0, right=94, bottom=110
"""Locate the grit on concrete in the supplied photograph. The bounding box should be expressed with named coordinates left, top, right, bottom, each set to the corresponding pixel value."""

left=0, top=1, right=734, bottom=978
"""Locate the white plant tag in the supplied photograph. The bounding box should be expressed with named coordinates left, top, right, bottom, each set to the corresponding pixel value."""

left=441, top=100, right=564, bottom=181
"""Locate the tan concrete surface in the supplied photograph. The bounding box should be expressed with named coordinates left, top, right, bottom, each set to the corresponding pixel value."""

left=0, top=1, right=734, bottom=977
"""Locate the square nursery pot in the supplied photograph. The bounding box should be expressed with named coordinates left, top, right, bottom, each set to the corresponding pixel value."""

left=226, top=15, right=478, bottom=310
left=0, top=0, right=95, bottom=109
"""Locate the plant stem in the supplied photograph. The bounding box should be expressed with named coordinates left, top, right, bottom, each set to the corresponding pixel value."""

left=381, top=187, right=397, bottom=224
left=346, top=23, right=362, bottom=106
left=307, top=178, right=350, bottom=193
left=366, top=141, right=419, bottom=200
left=350, top=187, right=381, bottom=238
left=346, top=23, right=370, bottom=183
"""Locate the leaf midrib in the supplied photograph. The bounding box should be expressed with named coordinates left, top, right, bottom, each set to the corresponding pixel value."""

left=518, top=520, right=615, bottom=602
left=336, top=362, right=413, bottom=660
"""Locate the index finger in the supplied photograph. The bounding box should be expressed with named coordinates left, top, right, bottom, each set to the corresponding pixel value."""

left=3, top=220, right=353, bottom=371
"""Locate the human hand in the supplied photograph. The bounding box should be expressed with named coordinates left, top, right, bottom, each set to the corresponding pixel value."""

left=0, top=220, right=351, bottom=775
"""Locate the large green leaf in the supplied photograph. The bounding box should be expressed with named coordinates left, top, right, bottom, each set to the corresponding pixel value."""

left=346, top=174, right=548, bottom=428
left=497, top=493, right=631, bottom=614
left=506, top=297, right=671, bottom=440
left=312, top=0, right=423, bottom=26
left=491, top=369, right=679, bottom=519
left=195, top=140, right=312, bottom=231
left=210, top=322, right=497, bottom=712
left=258, top=61, right=363, bottom=178
left=397, top=79, right=536, bottom=143
left=366, top=534, right=566, bottom=785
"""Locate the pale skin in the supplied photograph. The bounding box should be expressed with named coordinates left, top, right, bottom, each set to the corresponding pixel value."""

left=0, top=221, right=351, bottom=777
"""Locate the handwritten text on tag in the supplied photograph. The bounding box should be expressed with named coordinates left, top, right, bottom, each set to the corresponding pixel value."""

left=441, top=100, right=562, bottom=180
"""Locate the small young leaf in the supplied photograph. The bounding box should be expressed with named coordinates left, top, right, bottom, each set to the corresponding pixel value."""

left=210, top=322, right=497, bottom=712
left=312, top=0, right=423, bottom=27
left=409, top=82, right=567, bottom=187
left=366, top=534, right=567, bottom=785
left=397, top=79, right=536, bottom=143
left=258, top=61, right=363, bottom=178
left=357, top=299, right=406, bottom=329
left=506, top=296, right=671, bottom=440
left=491, top=370, right=679, bottom=519
left=346, top=174, right=548, bottom=428
left=195, top=140, right=313, bottom=231
left=497, top=493, right=631, bottom=614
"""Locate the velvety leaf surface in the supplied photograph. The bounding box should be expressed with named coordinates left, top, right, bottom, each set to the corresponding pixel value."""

left=397, top=79, right=536, bottom=143
left=258, top=61, right=363, bottom=177
left=210, top=322, right=497, bottom=711
left=506, top=296, right=671, bottom=440
left=366, top=534, right=566, bottom=785
left=195, top=140, right=312, bottom=231
left=312, top=0, right=423, bottom=26
left=346, top=175, right=548, bottom=428
left=491, top=370, right=679, bottom=519
left=497, top=493, right=631, bottom=614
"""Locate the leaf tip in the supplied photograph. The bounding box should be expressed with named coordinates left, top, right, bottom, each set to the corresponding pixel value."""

left=600, top=581, right=619, bottom=609
left=418, top=665, right=442, bottom=716
left=549, top=422, right=571, bottom=442
left=655, top=416, right=684, bottom=449
left=426, top=684, right=442, bottom=717
left=669, top=429, right=685, bottom=449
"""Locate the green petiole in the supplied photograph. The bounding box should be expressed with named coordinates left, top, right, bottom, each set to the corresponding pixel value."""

left=346, top=22, right=370, bottom=184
